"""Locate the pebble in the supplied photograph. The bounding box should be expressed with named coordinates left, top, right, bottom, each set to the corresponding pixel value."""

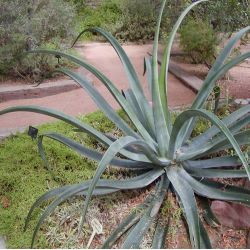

left=234, top=99, right=249, bottom=105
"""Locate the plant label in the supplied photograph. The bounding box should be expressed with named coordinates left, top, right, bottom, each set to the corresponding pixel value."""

left=86, top=218, right=103, bottom=248
left=91, top=218, right=103, bottom=235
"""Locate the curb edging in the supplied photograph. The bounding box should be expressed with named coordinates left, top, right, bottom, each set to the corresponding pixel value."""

left=0, top=80, right=80, bottom=103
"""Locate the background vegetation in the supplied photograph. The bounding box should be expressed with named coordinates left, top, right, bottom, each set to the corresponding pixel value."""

left=179, top=17, right=218, bottom=67
left=178, top=0, right=250, bottom=66
left=0, top=0, right=77, bottom=82
left=1, top=0, right=249, bottom=81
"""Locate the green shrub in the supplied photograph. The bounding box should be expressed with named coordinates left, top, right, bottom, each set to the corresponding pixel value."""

left=179, top=18, right=218, bottom=67
left=193, top=0, right=250, bottom=33
left=113, top=0, right=157, bottom=42
left=76, top=0, right=169, bottom=43
left=1, top=0, right=250, bottom=248
left=0, top=0, right=77, bottom=82
left=76, top=0, right=122, bottom=40
left=113, top=0, right=171, bottom=43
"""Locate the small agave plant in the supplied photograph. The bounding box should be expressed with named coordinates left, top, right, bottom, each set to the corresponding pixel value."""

left=1, top=0, right=250, bottom=248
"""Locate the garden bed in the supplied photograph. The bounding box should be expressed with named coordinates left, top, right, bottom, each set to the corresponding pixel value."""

left=0, top=108, right=249, bottom=248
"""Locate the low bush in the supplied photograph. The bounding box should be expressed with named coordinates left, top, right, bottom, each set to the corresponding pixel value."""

left=75, top=0, right=122, bottom=41
left=76, top=0, right=169, bottom=43
left=0, top=0, right=77, bottom=82
left=179, top=18, right=219, bottom=67
left=193, top=0, right=250, bottom=33
left=114, top=0, right=157, bottom=42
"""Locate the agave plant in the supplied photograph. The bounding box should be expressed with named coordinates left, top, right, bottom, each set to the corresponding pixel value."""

left=1, top=0, right=250, bottom=248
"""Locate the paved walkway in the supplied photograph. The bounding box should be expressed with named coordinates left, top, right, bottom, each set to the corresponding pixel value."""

left=0, top=43, right=195, bottom=137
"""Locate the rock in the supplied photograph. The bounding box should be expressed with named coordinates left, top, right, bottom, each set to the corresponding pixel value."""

left=234, top=99, right=242, bottom=104
left=234, top=99, right=249, bottom=105
left=241, top=99, right=249, bottom=105
left=0, top=236, right=6, bottom=249
left=211, top=200, right=250, bottom=229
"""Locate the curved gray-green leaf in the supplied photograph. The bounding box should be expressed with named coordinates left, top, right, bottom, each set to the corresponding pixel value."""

left=79, top=136, right=168, bottom=232
left=0, top=106, right=149, bottom=162
left=28, top=49, right=158, bottom=150
left=167, top=167, right=200, bottom=248
left=38, top=132, right=153, bottom=168
left=188, top=105, right=250, bottom=150
left=180, top=169, right=250, bottom=206
left=152, top=0, right=170, bottom=156
left=122, top=176, right=169, bottom=248
left=183, top=156, right=243, bottom=169
left=57, top=67, right=139, bottom=138
left=169, top=109, right=250, bottom=180
left=74, top=28, right=155, bottom=137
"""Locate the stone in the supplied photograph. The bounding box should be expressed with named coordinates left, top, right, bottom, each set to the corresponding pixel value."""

left=211, top=200, right=250, bottom=229
left=234, top=99, right=249, bottom=105
left=241, top=99, right=249, bottom=105
left=234, top=99, right=242, bottom=104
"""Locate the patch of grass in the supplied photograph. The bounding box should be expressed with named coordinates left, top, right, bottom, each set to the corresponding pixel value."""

left=0, top=111, right=114, bottom=248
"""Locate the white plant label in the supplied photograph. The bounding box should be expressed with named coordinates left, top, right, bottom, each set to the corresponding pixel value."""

left=86, top=218, right=103, bottom=248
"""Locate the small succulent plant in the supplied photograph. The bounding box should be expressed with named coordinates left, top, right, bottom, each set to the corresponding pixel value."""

left=1, top=0, right=250, bottom=248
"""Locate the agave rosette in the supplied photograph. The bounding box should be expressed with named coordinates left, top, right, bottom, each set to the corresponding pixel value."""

left=1, top=0, right=250, bottom=248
